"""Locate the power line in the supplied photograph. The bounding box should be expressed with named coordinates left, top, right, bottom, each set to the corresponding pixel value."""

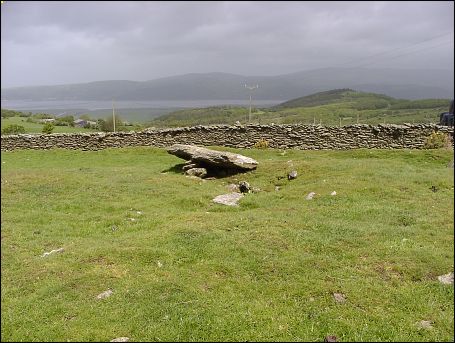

left=354, top=39, right=452, bottom=68
left=335, top=31, right=453, bottom=68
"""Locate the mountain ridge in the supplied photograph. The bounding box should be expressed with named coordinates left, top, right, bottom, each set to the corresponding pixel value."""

left=2, top=67, right=453, bottom=101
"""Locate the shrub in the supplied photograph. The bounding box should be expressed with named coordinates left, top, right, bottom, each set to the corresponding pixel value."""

left=253, top=138, right=269, bottom=149
left=42, top=123, right=55, bottom=134
left=1, top=124, right=26, bottom=135
left=423, top=131, right=452, bottom=149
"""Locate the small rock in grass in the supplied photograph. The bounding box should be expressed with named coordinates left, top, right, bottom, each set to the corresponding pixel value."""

left=305, top=192, right=316, bottom=200
left=213, top=193, right=244, bottom=206
left=41, top=248, right=64, bottom=257
left=227, top=183, right=240, bottom=192
left=330, top=191, right=337, bottom=196
left=333, top=292, right=346, bottom=303
left=185, top=167, right=207, bottom=178
left=324, top=335, right=338, bottom=342
left=96, top=289, right=113, bottom=299
left=110, top=337, right=130, bottom=342
left=437, top=272, right=454, bottom=285
left=239, top=181, right=251, bottom=193
left=417, top=320, right=433, bottom=329
left=288, top=170, right=298, bottom=180
left=157, top=261, right=163, bottom=268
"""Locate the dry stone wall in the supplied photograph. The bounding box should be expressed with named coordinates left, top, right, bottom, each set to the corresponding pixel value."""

left=1, top=124, right=453, bottom=151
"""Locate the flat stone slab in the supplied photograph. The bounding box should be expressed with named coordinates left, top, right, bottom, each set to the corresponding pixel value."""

left=213, top=192, right=244, bottom=206
left=167, top=144, right=258, bottom=170
left=438, top=272, right=454, bottom=285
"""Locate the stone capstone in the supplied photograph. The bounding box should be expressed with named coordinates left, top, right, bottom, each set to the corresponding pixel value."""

left=167, top=144, right=258, bottom=170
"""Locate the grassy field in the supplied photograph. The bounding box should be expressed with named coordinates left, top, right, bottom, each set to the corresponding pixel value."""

left=0, top=116, right=98, bottom=134
left=1, top=146, right=454, bottom=342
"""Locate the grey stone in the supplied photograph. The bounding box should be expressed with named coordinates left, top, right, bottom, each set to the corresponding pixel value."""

left=239, top=181, right=251, bottom=193
left=306, top=192, right=316, bottom=200
left=213, top=192, right=244, bottom=206
left=110, top=337, right=130, bottom=342
left=96, top=289, right=113, bottom=299
left=417, top=320, right=433, bottom=330
left=226, top=183, right=240, bottom=192
left=182, top=162, right=198, bottom=171
left=2, top=124, right=453, bottom=152
left=167, top=144, right=258, bottom=170
left=437, top=272, right=454, bottom=285
left=184, top=167, right=207, bottom=178
left=288, top=170, right=298, bottom=180
left=41, top=248, right=64, bottom=257
left=333, top=292, right=346, bottom=303
left=324, top=335, right=338, bottom=342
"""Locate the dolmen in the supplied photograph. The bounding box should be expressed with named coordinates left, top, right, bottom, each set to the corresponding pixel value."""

left=167, top=144, right=258, bottom=178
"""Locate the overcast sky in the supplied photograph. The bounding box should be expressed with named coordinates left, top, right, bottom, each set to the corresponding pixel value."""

left=1, top=1, right=453, bottom=88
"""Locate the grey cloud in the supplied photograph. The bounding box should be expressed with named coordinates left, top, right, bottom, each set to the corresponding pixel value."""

left=1, top=1, right=453, bottom=87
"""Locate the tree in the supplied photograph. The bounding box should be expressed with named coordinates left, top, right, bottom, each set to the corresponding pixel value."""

left=99, top=115, right=123, bottom=132
left=79, top=114, right=92, bottom=121
left=42, top=122, right=55, bottom=134
left=1, top=124, right=26, bottom=135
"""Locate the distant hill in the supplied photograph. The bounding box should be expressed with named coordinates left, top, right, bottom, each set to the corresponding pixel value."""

left=149, top=89, right=450, bottom=127
left=2, top=67, right=453, bottom=101
left=272, top=88, right=392, bottom=108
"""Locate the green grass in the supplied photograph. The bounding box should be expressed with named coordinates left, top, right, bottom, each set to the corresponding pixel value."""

left=1, top=116, right=98, bottom=134
left=148, top=90, right=449, bottom=127
left=1, top=147, right=454, bottom=342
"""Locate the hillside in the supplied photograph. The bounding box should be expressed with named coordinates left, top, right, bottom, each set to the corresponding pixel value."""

left=148, top=89, right=451, bottom=127
left=2, top=67, right=453, bottom=101
left=273, top=88, right=394, bottom=108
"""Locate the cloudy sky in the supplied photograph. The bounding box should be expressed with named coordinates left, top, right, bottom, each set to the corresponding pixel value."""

left=1, top=1, right=453, bottom=87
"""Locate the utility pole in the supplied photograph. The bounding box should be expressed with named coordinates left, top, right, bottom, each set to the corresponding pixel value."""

left=112, top=99, right=116, bottom=133
left=244, top=84, right=259, bottom=123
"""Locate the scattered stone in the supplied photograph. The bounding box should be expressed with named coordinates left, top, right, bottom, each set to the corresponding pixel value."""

left=110, top=337, right=130, bottom=342
left=333, top=292, right=346, bottom=303
left=184, top=167, right=207, bottom=178
left=157, top=261, right=163, bottom=268
left=251, top=187, right=261, bottom=193
left=213, top=192, right=244, bottom=206
left=305, top=192, right=316, bottom=200
left=437, top=272, right=454, bottom=285
left=430, top=185, right=438, bottom=192
left=331, top=191, right=337, bottom=196
left=275, top=186, right=280, bottom=191
left=167, top=144, right=258, bottom=170
left=111, top=225, right=118, bottom=232
left=324, top=335, right=338, bottom=342
left=41, top=248, right=64, bottom=257
left=239, top=181, right=251, bottom=193
left=226, top=183, right=240, bottom=192
left=417, top=320, right=433, bottom=330
left=96, top=289, right=113, bottom=299
left=182, top=162, right=198, bottom=171
left=288, top=170, right=298, bottom=180
left=136, top=211, right=142, bottom=215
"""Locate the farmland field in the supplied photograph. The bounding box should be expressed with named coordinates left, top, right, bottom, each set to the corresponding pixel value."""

left=1, top=146, right=454, bottom=342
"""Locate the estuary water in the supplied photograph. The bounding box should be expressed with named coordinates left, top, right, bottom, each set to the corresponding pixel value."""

left=1, top=99, right=282, bottom=111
